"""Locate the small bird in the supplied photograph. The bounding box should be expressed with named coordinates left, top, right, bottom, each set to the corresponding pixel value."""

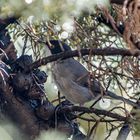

left=47, top=40, right=138, bottom=107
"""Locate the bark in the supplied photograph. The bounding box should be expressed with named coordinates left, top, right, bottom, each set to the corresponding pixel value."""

left=0, top=85, right=40, bottom=140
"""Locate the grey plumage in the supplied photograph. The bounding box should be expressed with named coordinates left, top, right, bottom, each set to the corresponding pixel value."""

left=48, top=40, right=138, bottom=107
left=52, top=58, right=94, bottom=104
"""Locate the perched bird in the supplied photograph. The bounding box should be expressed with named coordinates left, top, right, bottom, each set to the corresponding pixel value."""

left=47, top=40, right=138, bottom=107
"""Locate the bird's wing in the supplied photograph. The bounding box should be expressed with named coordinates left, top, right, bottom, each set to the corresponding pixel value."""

left=64, top=59, right=139, bottom=107
left=61, top=58, right=89, bottom=79
left=56, top=58, right=104, bottom=97
left=63, top=58, right=104, bottom=97
left=77, top=76, right=103, bottom=97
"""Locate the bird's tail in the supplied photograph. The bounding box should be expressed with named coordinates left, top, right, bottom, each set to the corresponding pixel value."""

left=107, top=91, right=140, bottom=108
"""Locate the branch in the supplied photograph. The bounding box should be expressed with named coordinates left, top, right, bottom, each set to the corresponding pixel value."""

left=59, top=106, right=127, bottom=121
left=0, top=84, right=40, bottom=139
left=29, top=47, right=140, bottom=71
left=117, top=97, right=140, bottom=140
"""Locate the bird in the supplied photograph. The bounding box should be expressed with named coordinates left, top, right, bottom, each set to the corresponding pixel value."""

left=46, top=40, right=138, bottom=107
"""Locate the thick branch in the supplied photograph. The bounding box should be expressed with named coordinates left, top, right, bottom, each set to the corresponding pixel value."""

left=0, top=85, right=40, bottom=140
left=29, top=47, right=140, bottom=71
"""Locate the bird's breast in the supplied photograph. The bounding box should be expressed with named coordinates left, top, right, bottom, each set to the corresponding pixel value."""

left=51, top=61, right=94, bottom=104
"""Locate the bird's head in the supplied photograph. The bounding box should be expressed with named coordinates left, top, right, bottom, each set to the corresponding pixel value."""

left=46, top=40, right=71, bottom=54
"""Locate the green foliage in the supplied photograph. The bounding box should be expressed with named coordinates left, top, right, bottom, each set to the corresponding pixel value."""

left=0, top=0, right=109, bottom=20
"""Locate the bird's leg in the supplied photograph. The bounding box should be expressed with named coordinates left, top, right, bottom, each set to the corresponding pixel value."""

left=90, top=95, right=102, bottom=108
left=57, top=91, right=71, bottom=105
left=58, top=91, right=61, bottom=104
